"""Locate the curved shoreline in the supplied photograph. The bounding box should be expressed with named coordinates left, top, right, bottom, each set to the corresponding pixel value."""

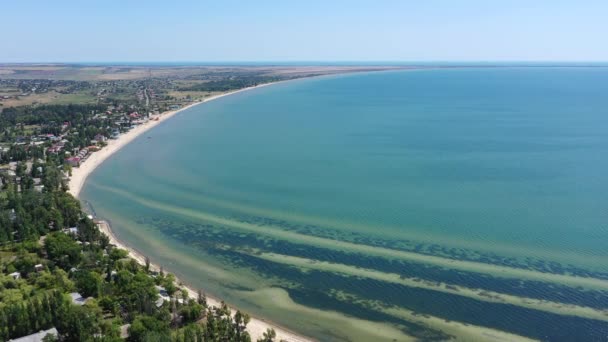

left=68, top=81, right=282, bottom=198
left=96, top=219, right=311, bottom=342
left=70, top=81, right=314, bottom=341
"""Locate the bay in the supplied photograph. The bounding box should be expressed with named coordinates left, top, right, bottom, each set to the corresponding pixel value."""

left=81, top=68, right=608, bottom=341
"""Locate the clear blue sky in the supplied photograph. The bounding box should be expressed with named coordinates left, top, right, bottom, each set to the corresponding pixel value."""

left=2, top=0, right=607, bottom=62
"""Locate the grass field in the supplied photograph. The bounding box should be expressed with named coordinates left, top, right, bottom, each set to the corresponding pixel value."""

left=0, top=64, right=400, bottom=109
left=0, top=65, right=399, bottom=81
left=0, top=90, right=97, bottom=107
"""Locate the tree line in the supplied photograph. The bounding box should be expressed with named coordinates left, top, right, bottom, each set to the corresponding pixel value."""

left=1, top=135, right=277, bottom=341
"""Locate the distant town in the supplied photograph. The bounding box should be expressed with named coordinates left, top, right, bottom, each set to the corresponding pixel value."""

left=0, top=64, right=393, bottom=186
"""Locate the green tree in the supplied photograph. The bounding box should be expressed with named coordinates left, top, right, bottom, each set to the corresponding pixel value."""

left=257, top=328, right=277, bottom=342
left=114, top=270, right=158, bottom=314
left=128, top=315, right=170, bottom=342
left=109, top=248, right=129, bottom=262
left=44, top=232, right=81, bottom=269
left=57, top=303, right=102, bottom=341
left=179, top=300, right=203, bottom=324
left=197, top=289, right=207, bottom=308
left=234, top=310, right=251, bottom=342
left=41, top=333, right=59, bottom=342
left=42, top=160, right=62, bottom=191
left=75, top=270, right=103, bottom=297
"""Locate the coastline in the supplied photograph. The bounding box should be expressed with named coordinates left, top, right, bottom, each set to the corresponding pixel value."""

left=69, top=81, right=313, bottom=341
left=68, top=81, right=280, bottom=198
left=96, top=220, right=310, bottom=342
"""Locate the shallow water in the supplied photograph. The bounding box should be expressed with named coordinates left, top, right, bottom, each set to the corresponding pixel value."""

left=82, top=68, right=608, bottom=341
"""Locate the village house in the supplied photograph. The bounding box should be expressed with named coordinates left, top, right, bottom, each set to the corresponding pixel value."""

left=8, top=328, right=58, bottom=342
left=62, top=227, right=79, bottom=236
left=69, top=292, right=88, bottom=306
left=9, top=209, right=16, bottom=222
left=94, top=133, right=107, bottom=142
left=65, top=157, right=81, bottom=167
left=32, top=177, right=44, bottom=192
left=155, top=285, right=171, bottom=307
left=47, top=141, right=65, bottom=154
left=76, top=148, right=89, bottom=159
left=120, top=324, right=131, bottom=339
left=38, top=134, right=57, bottom=141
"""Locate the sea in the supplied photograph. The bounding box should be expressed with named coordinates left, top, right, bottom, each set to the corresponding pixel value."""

left=81, top=67, right=608, bottom=341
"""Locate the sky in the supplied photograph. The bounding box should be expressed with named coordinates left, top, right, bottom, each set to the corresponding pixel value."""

left=2, top=0, right=607, bottom=63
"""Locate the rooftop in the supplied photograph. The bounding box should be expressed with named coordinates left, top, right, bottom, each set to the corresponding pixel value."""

left=8, top=328, right=58, bottom=342
left=69, top=292, right=87, bottom=305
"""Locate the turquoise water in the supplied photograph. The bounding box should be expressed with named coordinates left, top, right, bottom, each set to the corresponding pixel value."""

left=82, top=68, right=608, bottom=341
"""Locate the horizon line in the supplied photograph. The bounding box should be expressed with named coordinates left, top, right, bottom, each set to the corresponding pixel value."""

left=1, top=60, right=608, bottom=68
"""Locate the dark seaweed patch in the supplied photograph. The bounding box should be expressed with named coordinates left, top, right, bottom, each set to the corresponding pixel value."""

left=132, top=213, right=608, bottom=340
left=215, top=248, right=608, bottom=342
left=140, top=215, right=608, bottom=309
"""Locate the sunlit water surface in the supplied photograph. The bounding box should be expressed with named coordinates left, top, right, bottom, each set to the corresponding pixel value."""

left=82, top=68, right=608, bottom=341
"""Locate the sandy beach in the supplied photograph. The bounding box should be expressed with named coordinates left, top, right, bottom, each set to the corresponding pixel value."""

left=69, top=82, right=279, bottom=198
left=69, top=82, right=313, bottom=342
left=96, top=220, right=310, bottom=342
